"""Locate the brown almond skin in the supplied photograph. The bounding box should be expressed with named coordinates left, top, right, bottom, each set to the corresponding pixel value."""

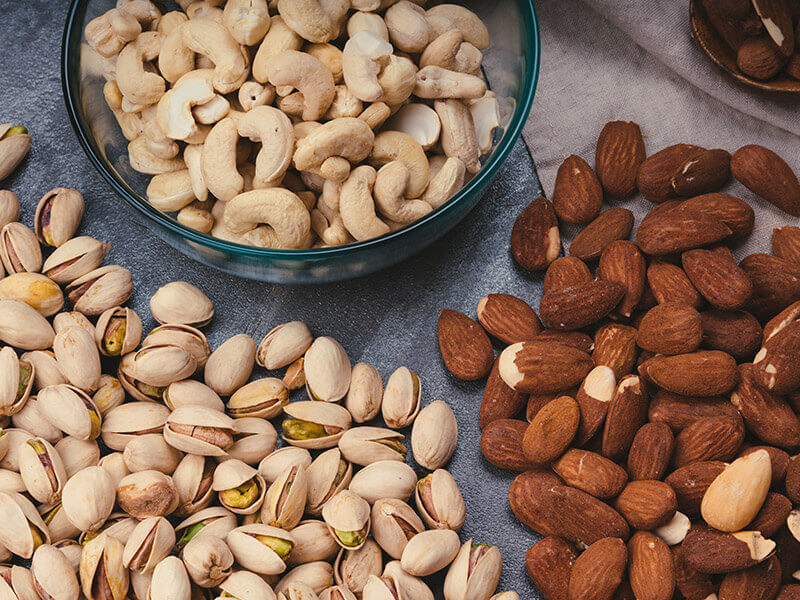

left=593, top=323, right=638, bottom=380
left=552, top=155, right=603, bottom=225
left=752, top=320, right=800, bottom=396
left=637, top=302, right=703, bottom=356
left=678, top=192, right=755, bottom=238
left=501, top=341, right=594, bottom=394
left=773, top=225, right=800, bottom=264
left=437, top=309, right=494, bottom=381
left=480, top=419, right=536, bottom=472
left=682, top=248, right=753, bottom=310
left=568, top=537, right=628, bottom=600
left=777, top=584, right=800, bottom=600
left=599, top=240, right=647, bottom=318
left=637, top=144, right=705, bottom=204
left=544, top=256, right=592, bottom=295
left=628, top=531, right=675, bottom=600
left=672, top=543, right=716, bottom=600
left=533, top=331, right=595, bottom=354
left=539, top=280, right=624, bottom=331
left=682, top=526, right=765, bottom=574
left=776, top=526, right=800, bottom=584
left=648, top=391, right=739, bottom=432
left=476, top=293, right=542, bottom=345
left=638, top=350, right=738, bottom=397
left=666, top=461, right=727, bottom=515
left=718, top=555, right=782, bottom=600
left=569, top=207, right=635, bottom=261
left=601, top=375, right=649, bottom=461
left=522, top=395, right=580, bottom=464
left=614, top=480, right=677, bottom=530
left=511, top=197, right=560, bottom=271
left=636, top=208, right=732, bottom=255
left=747, top=492, right=792, bottom=538
left=595, top=120, right=646, bottom=198
left=527, top=391, right=570, bottom=422
left=480, top=358, right=527, bottom=429
left=700, top=309, right=762, bottom=361
left=671, top=148, right=731, bottom=197
left=525, top=537, right=577, bottom=600
left=672, top=415, right=745, bottom=467
left=627, top=423, right=675, bottom=481
left=737, top=35, right=786, bottom=79
left=739, top=445, right=790, bottom=488
left=553, top=449, right=628, bottom=499
left=741, top=253, right=800, bottom=320
left=647, top=260, right=704, bottom=309
left=764, top=300, right=800, bottom=341
left=732, top=145, right=800, bottom=217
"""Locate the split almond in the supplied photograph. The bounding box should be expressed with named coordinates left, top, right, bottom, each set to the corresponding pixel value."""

left=510, top=197, right=560, bottom=271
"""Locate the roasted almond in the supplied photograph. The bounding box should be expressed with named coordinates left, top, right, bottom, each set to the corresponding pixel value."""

left=476, top=293, right=542, bottom=346
left=678, top=192, right=755, bottom=238
left=731, top=145, right=800, bottom=216
left=671, top=543, right=715, bottom=600
left=648, top=390, right=739, bottom=432
left=682, top=527, right=775, bottom=574
left=552, top=154, right=603, bottom=224
left=741, top=253, right=800, bottom=320
left=646, top=260, right=704, bottom=309
left=498, top=340, right=593, bottom=394
left=681, top=248, right=753, bottom=310
left=569, top=207, right=635, bottom=261
left=637, top=144, right=705, bottom=204
left=479, top=358, right=527, bottom=429
left=539, top=280, right=624, bottom=331
left=752, top=0, right=795, bottom=55
left=700, top=309, right=762, bottom=361
left=553, top=448, right=628, bottom=499
left=480, top=418, right=536, bottom=472
left=672, top=416, right=745, bottom=467
left=638, top=350, right=738, bottom=396
left=511, top=196, right=560, bottom=271
left=525, top=537, right=576, bottom=600
left=671, top=148, right=731, bottom=197
left=628, top=531, right=675, bottom=600
left=737, top=34, right=786, bottom=79
left=437, top=309, right=494, bottom=381
left=532, top=330, right=595, bottom=354
left=543, top=256, right=592, bottom=295
left=601, top=375, right=648, bottom=461
left=636, top=302, right=703, bottom=356
left=614, top=480, right=678, bottom=530
left=747, top=491, right=792, bottom=538
left=666, top=461, right=727, bottom=515
left=627, top=422, right=675, bottom=481
left=567, top=537, right=627, bottom=600
left=522, top=395, right=580, bottom=464
left=595, top=120, right=646, bottom=198
left=718, top=555, right=782, bottom=600
left=636, top=208, right=732, bottom=255
left=592, top=323, right=638, bottom=381
left=575, top=365, right=616, bottom=446
left=752, top=320, right=800, bottom=395
left=526, top=390, right=571, bottom=423
left=773, top=225, right=800, bottom=264
left=598, top=240, right=646, bottom=318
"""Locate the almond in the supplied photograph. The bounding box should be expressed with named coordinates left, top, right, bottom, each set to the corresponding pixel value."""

left=498, top=341, right=593, bottom=394
left=522, top=395, right=580, bottom=464
left=718, top=555, right=782, bottom=600
left=672, top=416, right=745, bottom=467
left=773, top=225, right=800, bottom=264
left=752, top=320, right=800, bottom=395
left=752, top=0, right=795, bottom=55
left=777, top=584, right=800, bottom=600
left=682, top=527, right=776, bottom=574
left=525, top=537, right=576, bottom=600
left=636, top=302, right=703, bottom=356
left=737, top=34, right=787, bottom=79
left=553, top=448, right=628, bottom=499
left=671, top=148, right=732, bottom=197
left=646, top=260, right=704, bottom=308
left=648, top=390, right=739, bottom=432
left=671, top=543, right=715, bottom=600
left=539, top=280, right=624, bottom=331
left=575, top=365, right=616, bottom=445
left=731, top=145, right=800, bottom=216
left=628, top=531, right=675, bottom=600
left=437, top=309, right=494, bottom=380
left=526, top=390, right=571, bottom=422
left=741, top=253, right=800, bottom=320
left=533, top=330, right=595, bottom=354
left=552, top=155, right=603, bottom=224
left=701, top=449, right=772, bottom=532
left=569, top=207, right=635, bottom=261
left=747, top=492, right=792, bottom=538
left=595, top=120, right=646, bottom=198
left=638, top=350, right=738, bottom=396
left=666, top=461, right=727, bottom=515
left=739, top=445, right=789, bottom=488
left=601, top=375, right=649, bottom=461
left=543, top=256, right=592, bottom=294
left=593, top=323, right=638, bottom=381
left=637, top=144, right=705, bottom=204
left=479, top=358, right=527, bottom=429
left=511, top=196, right=560, bottom=271
left=567, top=537, right=627, bottom=600
left=698, top=0, right=763, bottom=50
left=636, top=208, right=732, bottom=255
left=627, top=423, right=675, bottom=481
left=598, top=240, right=647, bottom=318
left=682, top=248, right=754, bottom=311
left=700, top=309, right=762, bottom=361
left=476, top=293, right=542, bottom=345
left=764, top=299, right=800, bottom=341
left=678, top=192, right=755, bottom=238
left=480, top=418, right=536, bottom=471
left=614, top=480, right=678, bottom=530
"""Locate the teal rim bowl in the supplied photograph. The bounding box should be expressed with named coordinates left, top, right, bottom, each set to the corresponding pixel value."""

left=62, top=0, right=540, bottom=283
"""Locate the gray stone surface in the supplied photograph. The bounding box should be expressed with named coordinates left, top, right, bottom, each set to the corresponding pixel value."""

left=0, top=2, right=545, bottom=597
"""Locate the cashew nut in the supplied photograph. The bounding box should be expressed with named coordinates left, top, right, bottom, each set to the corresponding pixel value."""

left=266, top=50, right=336, bottom=121
left=128, top=136, right=185, bottom=174
left=374, top=161, right=433, bottom=223
left=144, top=118, right=180, bottom=159
left=312, top=203, right=352, bottom=246
left=182, top=19, right=249, bottom=93
left=414, top=65, right=486, bottom=100
left=186, top=1, right=225, bottom=22
left=370, top=131, right=430, bottom=198
left=238, top=81, right=276, bottom=111
left=426, top=4, right=490, bottom=50
left=202, top=118, right=244, bottom=201
left=422, top=156, right=465, bottom=208
left=293, top=121, right=322, bottom=140
left=469, top=92, right=502, bottom=156
left=85, top=8, right=141, bottom=57
left=183, top=144, right=208, bottom=202
left=223, top=188, right=312, bottom=249
left=223, top=0, right=271, bottom=46
left=155, top=75, right=216, bottom=140
left=157, top=11, right=188, bottom=35
left=421, top=29, right=481, bottom=74
left=385, top=103, right=441, bottom=150
left=376, top=55, right=417, bottom=106
left=120, top=1, right=162, bottom=30
left=116, top=32, right=165, bottom=106
left=339, top=166, right=390, bottom=241
left=293, top=117, right=375, bottom=178
left=435, top=99, right=480, bottom=174
left=306, top=43, right=344, bottom=84
left=426, top=13, right=459, bottom=39
left=385, top=1, right=431, bottom=53
left=252, top=16, right=303, bottom=84
left=347, top=11, right=389, bottom=41
left=277, top=92, right=306, bottom=120
left=342, top=31, right=394, bottom=103
left=236, top=106, right=295, bottom=189
left=193, top=95, right=230, bottom=125
left=358, top=102, right=391, bottom=129
left=146, top=169, right=196, bottom=211
left=325, top=85, right=364, bottom=120
left=177, top=201, right=214, bottom=233
left=103, top=80, right=144, bottom=141
left=276, top=0, right=350, bottom=43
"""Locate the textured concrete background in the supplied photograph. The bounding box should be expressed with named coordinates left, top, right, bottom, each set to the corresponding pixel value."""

left=0, top=2, right=545, bottom=596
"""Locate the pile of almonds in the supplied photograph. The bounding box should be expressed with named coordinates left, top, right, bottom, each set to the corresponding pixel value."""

left=437, top=119, right=800, bottom=599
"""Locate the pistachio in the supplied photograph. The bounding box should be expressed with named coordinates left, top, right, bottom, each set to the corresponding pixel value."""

left=173, top=454, right=216, bottom=517
left=227, top=417, right=278, bottom=465
left=256, top=321, right=313, bottom=370
left=319, top=586, right=356, bottom=600
left=34, top=188, right=84, bottom=248
left=400, top=529, right=461, bottom=577
left=338, top=427, right=407, bottom=467
left=275, top=562, right=334, bottom=596
left=0, top=299, right=55, bottom=350
left=144, top=324, right=211, bottom=369
left=0, top=490, right=51, bottom=558
left=306, top=448, right=353, bottom=516
left=79, top=533, right=129, bottom=600
left=54, top=436, right=100, bottom=477
left=204, top=334, right=256, bottom=396
left=322, top=490, right=371, bottom=551
left=150, top=282, right=214, bottom=327
left=381, top=561, right=434, bottom=600
left=490, top=594, right=520, bottom=600
left=213, top=459, right=266, bottom=515
left=228, top=378, right=289, bottom=419
left=0, top=346, right=34, bottom=416
left=0, top=273, right=64, bottom=317
left=133, top=344, right=197, bottom=388
left=226, top=523, right=296, bottom=575
left=61, top=466, right=115, bottom=532
left=30, top=543, right=80, bottom=600
left=53, top=310, right=96, bottom=337
left=443, top=540, right=502, bottom=600
left=175, top=507, right=237, bottom=551
left=415, top=469, right=465, bottom=532
left=18, top=436, right=67, bottom=505
left=100, top=402, right=169, bottom=452
left=304, top=337, right=351, bottom=403
left=95, top=307, right=142, bottom=356
left=66, top=265, right=133, bottom=316
left=349, top=461, right=417, bottom=505
left=344, top=363, right=383, bottom=424
left=122, top=433, right=182, bottom=474
left=150, top=556, right=191, bottom=600
left=0, top=222, right=41, bottom=274
left=0, top=565, right=41, bottom=600
left=92, top=375, right=126, bottom=415
left=288, top=520, right=340, bottom=566
left=54, top=326, right=103, bottom=392
left=0, top=190, right=19, bottom=229
left=37, top=384, right=102, bottom=441
left=0, top=427, right=35, bottom=471
left=334, top=539, right=383, bottom=596
left=411, top=400, right=458, bottom=470
left=98, top=452, right=130, bottom=489
left=164, top=406, right=235, bottom=456
left=381, top=367, right=422, bottom=429
left=42, top=236, right=111, bottom=285
left=164, top=380, right=224, bottom=412
left=116, top=470, right=179, bottom=519
left=217, top=570, right=277, bottom=600
left=0, top=124, right=32, bottom=181
left=129, top=568, right=152, bottom=600
left=117, top=353, right=166, bottom=403
left=283, top=357, right=306, bottom=391
left=259, top=447, right=313, bottom=484
left=53, top=538, right=82, bottom=570
left=371, top=499, right=425, bottom=560
left=41, top=503, right=82, bottom=544
left=20, top=350, right=67, bottom=392
left=281, top=401, right=351, bottom=450
left=182, top=534, right=234, bottom=588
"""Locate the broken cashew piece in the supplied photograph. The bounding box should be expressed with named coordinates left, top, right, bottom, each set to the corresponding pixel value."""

left=266, top=51, right=336, bottom=121
left=223, top=188, right=312, bottom=249
left=325, top=86, right=364, bottom=120
left=414, top=65, right=487, bottom=100
left=358, top=102, right=392, bottom=130
left=182, top=19, right=249, bottom=94
left=339, top=166, right=390, bottom=242
left=293, top=118, right=375, bottom=178
left=223, top=0, right=270, bottom=46
left=276, top=0, right=350, bottom=43
left=422, top=156, right=466, bottom=209
left=236, top=106, right=295, bottom=189
left=116, top=32, right=165, bottom=106
left=374, top=162, right=434, bottom=224
left=370, top=131, right=430, bottom=199
left=342, top=31, right=394, bottom=103
left=385, top=103, right=441, bottom=151
left=435, top=99, right=481, bottom=175
left=202, top=117, right=244, bottom=202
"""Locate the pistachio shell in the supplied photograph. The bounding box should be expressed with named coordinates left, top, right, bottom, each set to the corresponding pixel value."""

left=304, top=337, right=351, bottom=403
left=98, top=452, right=130, bottom=489
left=262, top=464, right=309, bottom=529
left=322, top=490, right=371, bottom=550
left=344, top=363, right=383, bottom=424
left=284, top=357, right=306, bottom=391
left=18, top=436, right=67, bottom=505
left=0, top=565, right=41, bottom=600
left=259, top=447, right=312, bottom=483
left=92, top=374, right=126, bottom=415
left=443, top=540, right=502, bottom=600
left=79, top=533, right=129, bottom=600
left=400, top=529, right=460, bottom=577
left=54, top=326, right=102, bottom=392
left=382, top=561, right=433, bottom=600
left=53, top=310, right=96, bottom=336
left=122, top=433, right=182, bottom=474
left=53, top=539, right=82, bottom=570
left=37, top=384, right=102, bottom=441
left=218, top=570, right=277, bottom=600
left=54, top=436, right=100, bottom=477
left=411, top=400, right=458, bottom=470
left=0, top=490, right=51, bottom=558
left=281, top=402, right=351, bottom=450
left=349, top=461, right=417, bottom=505
left=42, top=236, right=111, bottom=284
left=21, top=351, right=67, bottom=392
left=42, top=503, right=81, bottom=544
left=34, top=188, right=84, bottom=248
left=319, top=586, right=356, bottom=600
left=173, top=454, right=216, bottom=517
left=228, top=378, right=289, bottom=419
left=182, top=534, right=233, bottom=587
left=0, top=427, right=34, bottom=471
left=275, top=562, right=334, bottom=596
left=0, top=347, right=34, bottom=416
left=144, top=324, right=211, bottom=370
left=204, top=334, right=256, bottom=396
left=61, top=466, right=115, bottom=532
left=257, top=321, right=313, bottom=370
left=0, top=190, right=18, bottom=228
left=381, top=367, right=421, bottom=429
left=334, top=539, right=383, bottom=596
left=0, top=300, right=54, bottom=350
left=133, top=344, right=197, bottom=388
left=415, top=469, right=465, bottom=532
left=66, top=265, right=133, bottom=316
left=226, top=523, right=295, bottom=575
left=116, top=470, right=179, bottom=519
left=276, top=582, right=319, bottom=600
left=0, top=223, right=42, bottom=274
left=129, top=568, right=152, bottom=600
left=164, top=406, right=234, bottom=456
left=175, top=507, right=237, bottom=550
left=371, top=499, right=424, bottom=560
left=288, top=520, right=339, bottom=566
left=227, top=417, right=278, bottom=465
left=306, top=448, right=352, bottom=516
left=0, top=468, right=26, bottom=492
left=95, top=307, right=142, bottom=357
left=150, top=282, right=214, bottom=327
left=213, top=459, right=266, bottom=515
left=31, top=543, right=80, bottom=600
left=0, top=130, right=32, bottom=182
left=150, top=556, right=191, bottom=600
left=338, top=427, right=406, bottom=466
left=165, top=380, right=224, bottom=412
left=101, top=402, right=169, bottom=451
left=0, top=273, right=64, bottom=317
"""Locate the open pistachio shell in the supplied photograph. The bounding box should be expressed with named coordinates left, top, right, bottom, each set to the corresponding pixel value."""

left=349, top=460, right=417, bottom=505
left=129, top=568, right=152, bottom=600
left=256, top=321, right=313, bottom=370
left=0, top=346, right=34, bottom=416
left=400, top=529, right=461, bottom=577
left=150, top=282, right=214, bottom=328
left=338, top=427, right=407, bottom=467
left=164, top=406, right=234, bottom=456
left=306, top=448, right=352, bottom=516
left=12, top=397, right=62, bottom=444
left=42, top=236, right=111, bottom=285
left=344, top=363, right=383, bottom=424
left=118, top=353, right=165, bottom=403
left=53, top=311, right=95, bottom=337
left=443, top=540, right=502, bottom=600
left=98, top=452, right=129, bottom=489
left=150, top=556, right=191, bottom=600
left=18, top=436, right=67, bottom=505
left=333, top=539, right=382, bottom=597
left=213, top=459, right=266, bottom=515
left=175, top=507, right=237, bottom=551
left=123, top=516, right=176, bottom=574
left=381, top=367, right=422, bottom=429
left=262, top=464, right=309, bottom=530
left=281, top=402, right=351, bottom=450
left=227, top=417, right=278, bottom=465
left=61, top=466, right=115, bottom=533
left=204, top=334, right=256, bottom=396
left=122, top=433, right=182, bottom=475
left=0, top=427, right=33, bottom=471
left=227, top=378, right=289, bottom=419
left=41, top=502, right=80, bottom=543
left=145, top=324, right=211, bottom=371
left=217, top=570, right=277, bottom=600
left=319, top=586, right=356, bottom=600
left=322, top=490, right=371, bottom=551
left=0, top=490, right=51, bottom=558
left=371, top=499, right=425, bottom=560
left=226, top=523, right=296, bottom=575
left=65, top=265, right=133, bottom=317
left=31, top=543, right=80, bottom=600
left=80, top=533, right=130, bottom=600
left=275, top=582, right=319, bottom=600
left=34, top=188, right=84, bottom=248
left=164, top=380, right=223, bottom=412
left=53, top=538, right=82, bottom=571
left=0, top=224, right=42, bottom=275
left=382, top=561, right=434, bottom=600
left=0, top=467, right=24, bottom=492
left=415, top=469, right=465, bottom=532
left=182, top=534, right=234, bottom=588
left=80, top=512, right=138, bottom=546
left=275, top=562, right=334, bottom=596
left=95, top=307, right=142, bottom=357
left=37, top=384, right=102, bottom=441
left=288, top=520, right=340, bottom=566
left=304, top=337, right=351, bottom=403
left=173, top=454, right=216, bottom=517
left=259, top=447, right=312, bottom=484
left=0, top=565, right=41, bottom=600
left=20, top=350, right=67, bottom=392
left=53, top=327, right=102, bottom=393
left=117, top=470, right=179, bottom=519
left=0, top=300, right=54, bottom=350
left=101, top=402, right=169, bottom=452
left=0, top=273, right=64, bottom=317
left=92, top=374, right=126, bottom=415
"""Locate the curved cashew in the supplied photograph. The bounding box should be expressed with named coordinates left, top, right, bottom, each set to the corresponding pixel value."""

left=183, top=144, right=208, bottom=202
left=469, top=92, right=502, bottom=156
left=128, top=136, right=185, bottom=174
left=177, top=201, right=214, bottom=233
left=325, top=85, right=364, bottom=120
left=223, top=0, right=270, bottom=46
left=116, top=32, right=165, bottom=106
left=385, top=1, right=431, bottom=53
left=358, top=102, right=391, bottom=130
left=339, top=166, right=390, bottom=241
left=146, top=169, right=196, bottom=211
left=422, top=156, right=465, bottom=208
left=277, top=92, right=306, bottom=120
left=266, top=51, right=336, bottom=121
left=193, top=95, right=230, bottom=125
left=420, top=29, right=481, bottom=74
left=252, top=16, right=303, bottom=84
left=306, top=43, right=344, bottom=84
left=426, top=14, right=458, bottom=39
left=311, top=204, right=352, bottom=246
left=293, top=121, right=322, bottom=140
left=103, top=80, right=143, bottom=141
left=385, top=103, right=441, bottom=150
left=223, top=188, right=312, bottom=249
left=414, top=65, right=486, bottom=100
left=435, top=99, right=480, bottom=175
left=119, top=1, right=162, bottom=30
left=276, top=0, right=350, bottom=43
left=157, top=11, right=188, bottom=35
left=342, top=31, right=394, bottom=103
left=144, top=118, right=180, bottom=159
left=155, top=75, right=215, bottom=140
left=182, top=19, right=249, bottom=93
left=202, top=118, right=243, bottom=201
left=320, top=178, right=341, bottom=211
left=347, top=11, right=389, bottom=41
left=238, top=81, right=276, bottom=111
left=159, top=21, right=195, bottom=83
left=374, top=161, right=433, bottom=223
left=186, top=2, right=225, bottom=22
left=293, top=117, right=375, bottom=177
left=85, top=8, right=141, bottom=57
left=426, top=4, right=490, bottom=50
left=236, top=106, right=295, bottom=189
left=370, top=131, right=430, bottom=198
left=376, top=55, right=417, bottom=106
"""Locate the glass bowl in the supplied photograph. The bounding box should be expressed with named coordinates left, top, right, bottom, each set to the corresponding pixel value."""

left=62, top=0, right=540, bottom=283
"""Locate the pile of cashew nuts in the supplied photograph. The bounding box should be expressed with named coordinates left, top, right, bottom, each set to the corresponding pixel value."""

left=85, top=0, right=503, bottom=249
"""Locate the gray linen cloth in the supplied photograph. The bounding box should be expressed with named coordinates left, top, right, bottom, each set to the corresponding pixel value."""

left=523, top=0, right=800, bottom=254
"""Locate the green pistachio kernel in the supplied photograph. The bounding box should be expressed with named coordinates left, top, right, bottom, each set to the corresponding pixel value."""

left=255, top=535, right=292, bottom=560
left=3, top=126, right=28, bottom=138
left=103, top=316, right=127, bottom=356
left=220, top=479, right=259, bottom=509
left=282, top=418, right=326, bottom=440
left=181, top=522, right=205, bottom=545
left=16, top=362, right=31, bottom=401
left=334, top=529, right=364, bottom=548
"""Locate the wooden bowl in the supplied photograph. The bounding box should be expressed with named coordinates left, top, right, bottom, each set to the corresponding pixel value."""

left=690, top=0, right=800, bottom=94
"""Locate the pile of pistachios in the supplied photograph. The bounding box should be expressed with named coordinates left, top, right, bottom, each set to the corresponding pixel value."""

left=0, top=185, right=516, bottom=600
